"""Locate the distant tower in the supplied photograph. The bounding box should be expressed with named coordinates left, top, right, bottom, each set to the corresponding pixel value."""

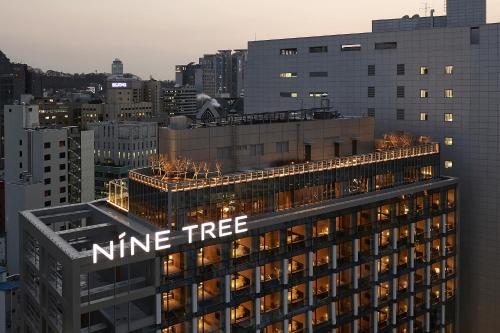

left=111, top=58, right=123, bottom=75
left=446, top=0, right=486, bottom=27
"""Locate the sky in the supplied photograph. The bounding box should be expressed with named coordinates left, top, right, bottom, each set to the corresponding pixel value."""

left=1, top=0, right=499, bottom=80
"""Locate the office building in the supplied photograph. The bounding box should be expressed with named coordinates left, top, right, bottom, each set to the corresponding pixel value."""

left=175, top=63, right=203, bottom=93
left=163, top=87, right=198, bottom=115
left=36, top=97, right=73, bottom=127
left=232, top=50, right=247, bottom=98
left=3, top=103, right=94, bottom=273
left=111, top=58, right=124, bottom=76
left=0, top=267, right=19, bottom=333
left=88, top=121, right=157, bottom=198
left=144, top=80, right=162, bottom=115
left=20, top=139, right=457, bottom=332
left=245, top=0, right=495, bottom=330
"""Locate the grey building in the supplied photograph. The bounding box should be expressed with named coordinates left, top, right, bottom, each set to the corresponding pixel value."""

left=111, top=58, right=124, bottom=76
left=163, top=86, right=198, bottom=115
left=244, top=0, right=495, bottom=331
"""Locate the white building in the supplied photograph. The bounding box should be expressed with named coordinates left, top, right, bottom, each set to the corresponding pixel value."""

left=3, top=103, right=94, bottom=273
left=245, top=0, right=498, bottom=331
left=89, top=121, right=158, bottom=169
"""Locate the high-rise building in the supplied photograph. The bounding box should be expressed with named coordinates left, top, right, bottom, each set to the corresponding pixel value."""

left=111, top=58, right=124, bottom=76
left=232, top=50, right=247, bottom=98
left=19, top=138, right=458, bottom=332
left=175, top=63, right=203, bottom=92
left=3, top=103, right=94, bottom=273
left=245, top=0, right=494, bottom=330
left=163, top=86, right=198, bottom=115
left=144, top=80, right=162, bottom=115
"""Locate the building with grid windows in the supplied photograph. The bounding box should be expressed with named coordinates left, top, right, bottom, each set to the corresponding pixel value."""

left=19, top=140, right=457, bottom=333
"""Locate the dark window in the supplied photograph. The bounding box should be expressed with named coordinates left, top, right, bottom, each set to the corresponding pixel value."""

left=304, top=144, right=312, bottom=162
left=19, top=162, right=22, bottom=168
left=59, top=175, right=66, bottom=182
left=334, top=143, right=340, bottom=158
left=44, top=154, right=51, bottom=161
left=341, top=44, right=361, bottom=51
left=44, top=201, right=51, bottom=207
left=352, top=140, right=358, bottom=155
left=368, top=87, right=376, bottom=98
left=367, top=108, right=375, bottom=117
left=397, top=109, right=405, bottom=120
left=44, top=190, right=51, bottom=197
left=59, top=140, right=66, bottom=147
left=309, top=46, right=328, bottom=53
left=59, top=152, right=66, bottom=158
left=375, top=42, right=397, bottom=50
left=59, top=164, right=66, bottom=170
left=44, top=166, right=51, bottom=173
left=19, top=151, right=22, bottom=157
left=60, top=197, right=66, bottom=204
left=280, top=48, right=298, bottom=55
left=309, top=72, right=328, bottom=77
left=19, top=140, right=22, bottom=146
left=470, top=27, right=480, bottom=44
left=397, top=86, right=405, bottom=98
left=368, top=65, right=376, bottom=76
left=60, top=187, right=66, bottom=193
left=44, top=178, right=51, bottom=185
left=44, top=142, right=51, bottom=149
left=397, top=64, right=405, bottom=75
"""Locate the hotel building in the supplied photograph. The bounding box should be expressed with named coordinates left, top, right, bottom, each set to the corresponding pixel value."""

left=19, top=137, right=457, bottom=332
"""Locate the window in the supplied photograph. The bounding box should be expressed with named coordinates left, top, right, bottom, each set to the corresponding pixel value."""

left=444, top=89, right=454, bottom=98
left=59, top=175, right=66, bottom=182
left=19, top=150, right=22, bottom=157
left=280, top=92, right=298, bottom=98
left=420, top=66, right=429, bottom=75
left=44, top=154, right=51, bottom=161
left=334, top=142, right=340, bottom=157
left=44, top=166, right=51, bottom=173
left=444, top=161, right=453, bottom=169
left=59, top=141, right=65, bottom=147
left=341, top=44, right=361, bottom=51
left=309, top=46, right=328, bottom=53
left=368, top=87, right=375, bottom=98
left=309, top=92, right=328, bottom=98
left=60, top=187, right=66, bottom=193
left=420, top=89, right=429, bottom=98
left=397, top=109, right=405, bottom=120
left=367, top=108, right=375, bottom=117
left=397, top=64, right=405, bottom=75
left=280, top=48, right=297, bottom=55
left=375, top=42, right=397, bottom=50
left=276, top=141, right=289, bottom=153
left=280, top=72, right=297, bottom=78
left=352, top=140, right=358, bottom=155
left=44, top=142, right=51, bottom=149
left=420, top=113, right=428, bottom=121
left=44, top=201, right=51, bottom=207
left=19, top=140, right=22, bottom=146
left=59, top=164, right=66, bottom=170
left=397, top=86, right=405, bottom=98
left=444, top=113, right=454, bottom=122
left=444, top=137, right=453, bottom=146
left=309, top=71, right=328, bottom=77
left=59, top=152, right=66, bottom=158
left=60, top=197, right=66, bottom=204
left=445, top=65, right=454, bottom=75
left=249, top=144, right=264, bottom=156
left=368, top=65, right=376, bottom=76
left=44, top=190, right=51, bottom=197
left=470, top=27, right=480, bottom=45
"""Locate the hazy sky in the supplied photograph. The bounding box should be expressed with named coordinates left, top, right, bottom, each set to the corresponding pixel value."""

left=1, top=0, right=498, bottom=80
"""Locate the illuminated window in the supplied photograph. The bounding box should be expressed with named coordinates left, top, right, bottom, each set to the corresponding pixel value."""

left=444, top=89, right=454, bottom=98
left=444, top=113, right=454, bottom=122
left=420, top=113, right=428, bottom=121
left=280, top=48, right=297, bottom=56
left=444, top=160, right=453, bottom=169
left=445, top=65, right=454, bottom=75
left=280, top=92, right=298, bottom=98
left=420, top=89, right=429, bottom=98
left=444, top=137, right=453, bottom=146
left=420, top=66, right=428, bottom=75
left=341, top=44, right=361, bottom=51
left=309, top=92, right=328, bottom=98
left=280, top=72, right=297, bottom=78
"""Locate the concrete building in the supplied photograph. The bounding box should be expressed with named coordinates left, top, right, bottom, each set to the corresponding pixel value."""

left=81, top=102, right=153, bottom=124
left=0, top=267, right=19, bottom=333
left=163, top=86, right=198, bottom=115
left=244, top=0, right=496, bottom=330
left=175, top=63, right=203, bottom=93
left=3, top=103, right=94, bottom=273
left=36, top=97, right=73, bottom=127
left=160, top=112, right=374, bottom=173
left=111, top=58, right=124, bottom=76
left=20, top=140, right=458, bottom=332
left=232, top=49, right=247, bottom=98
left=88, top=121, right=157, bottom=198
left=144, top=80, right=162, bottom=115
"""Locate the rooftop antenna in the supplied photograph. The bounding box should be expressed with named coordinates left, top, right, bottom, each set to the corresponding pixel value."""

left=420, top=2, right=430, bottom=16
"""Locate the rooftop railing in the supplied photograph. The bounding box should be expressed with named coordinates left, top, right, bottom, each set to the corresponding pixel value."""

left=127, top=143, right=439, bottom=193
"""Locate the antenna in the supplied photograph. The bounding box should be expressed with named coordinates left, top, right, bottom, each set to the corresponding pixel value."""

left=420, top=2, right=430, bottom=16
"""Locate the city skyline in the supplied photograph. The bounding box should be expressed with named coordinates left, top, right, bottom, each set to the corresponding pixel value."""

left=1, top=0, right=499, bottom=80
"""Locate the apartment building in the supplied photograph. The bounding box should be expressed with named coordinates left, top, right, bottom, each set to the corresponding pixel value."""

left=245, top=0, right=494, bottom=330
left=20, top=142, right=458, bottom=333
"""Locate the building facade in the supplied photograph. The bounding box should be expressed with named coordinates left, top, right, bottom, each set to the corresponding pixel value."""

left=244, top=0, right=494, bottom=330
left=20, top=143, right=457, bottom=333
left=163, top=87, right=198, bottom=115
